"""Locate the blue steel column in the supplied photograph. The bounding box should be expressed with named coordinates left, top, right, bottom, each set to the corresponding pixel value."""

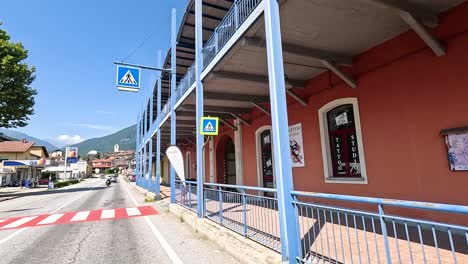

left=169, top=8, right=177, bottom=203
left=148, top=93, right=154, bottom=192
left=195, top=0, right=204, bottom=218
left=143, top=108, right=148, bottom=189
left=264, top=0, right=299, bottom=262
left=135, top=113, right=140, bottom=186
left=139, top=113, right=143, bottom=185
left=155, top=50, right=162, bottom=199
left=139, top=115, right=143, bottom=186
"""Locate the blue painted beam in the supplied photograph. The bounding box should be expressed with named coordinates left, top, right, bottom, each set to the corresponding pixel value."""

left=264, top=0, right=299, bottom=262
left=148, top=91, right=154, bottom=192
left=170, top=8, right=177, bottom=203
left=195, top=0, right=205, bottom=218
left=135, top=112, right=140, bottom=186
left=155, top=50, right=162, bottom=199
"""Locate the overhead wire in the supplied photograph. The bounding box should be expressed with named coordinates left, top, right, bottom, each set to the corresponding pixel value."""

left=120, top=4, right=178, bottom=63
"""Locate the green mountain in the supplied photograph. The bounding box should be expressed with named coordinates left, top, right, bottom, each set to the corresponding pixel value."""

left=70, top=124, right=136, bottom=156
left=0, top=129, right=59, bottom=152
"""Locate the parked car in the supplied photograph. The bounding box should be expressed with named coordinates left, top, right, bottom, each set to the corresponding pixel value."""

left=38, top=179, right=49, bottom=185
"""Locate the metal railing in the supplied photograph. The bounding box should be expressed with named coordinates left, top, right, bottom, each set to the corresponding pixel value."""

left=291, top=191, right=468, bottom=264
left=154, top=0, right=262, bottom=127
left=158, top=101, right=171, bottom=123
left=202, top=0, right=262, bottom=68
left=175, top=180, right=198, bottom=214
left=170, top=0, right=262, bottom=107
left=204, top=182, right=281, bottom=251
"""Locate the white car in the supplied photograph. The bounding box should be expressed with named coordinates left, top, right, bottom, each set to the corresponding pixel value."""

left=106, top=174, right=118, bottom=183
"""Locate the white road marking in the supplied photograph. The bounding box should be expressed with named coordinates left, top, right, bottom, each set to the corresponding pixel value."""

left=37, top=214, right=64, bottom=225
left=126, top=207, right=141, bottom=216
left=100, top=209, right=115, bottom=219
left=123, top=182, right=183, bottom=264
left=0, top=219, right=6, bottom=223
left=0, top=181, right=98, bottom=246
left=1, top=216, right=37, bottom=229
left=70, top=211, right=90, bottom=222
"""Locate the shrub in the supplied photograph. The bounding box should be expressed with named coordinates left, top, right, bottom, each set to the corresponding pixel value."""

left=54, top=179, right=80, bottom=188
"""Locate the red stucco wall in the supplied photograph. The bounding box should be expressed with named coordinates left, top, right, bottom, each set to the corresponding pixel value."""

left=183, top=2, right=468, bottom=214
left=221, top=3, right=468, bottom=206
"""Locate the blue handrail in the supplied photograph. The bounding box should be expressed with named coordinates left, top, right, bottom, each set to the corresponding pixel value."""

left=291, top=190, right=468, bottom=215
left=205, top=182, right=277, bottom=193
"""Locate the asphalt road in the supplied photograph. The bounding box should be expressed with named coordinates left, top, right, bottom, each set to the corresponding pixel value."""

left=0, top=178, right=239, bottom=264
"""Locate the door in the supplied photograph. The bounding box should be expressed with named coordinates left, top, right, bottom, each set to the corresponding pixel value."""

left=224, top=138, right=236, bottom=185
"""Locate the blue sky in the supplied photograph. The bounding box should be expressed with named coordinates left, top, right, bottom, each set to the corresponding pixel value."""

left=1, top=0, right=188, bottom=147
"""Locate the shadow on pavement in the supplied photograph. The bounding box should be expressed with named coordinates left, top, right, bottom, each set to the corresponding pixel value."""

left=0, top=186, right=107, bottom=200
left=0, top=207, right=40, bottom=213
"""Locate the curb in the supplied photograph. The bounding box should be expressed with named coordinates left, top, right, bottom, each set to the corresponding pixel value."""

left=169, top=204, right=282, bottom=264
left=129, top=182, right=160, bottom=201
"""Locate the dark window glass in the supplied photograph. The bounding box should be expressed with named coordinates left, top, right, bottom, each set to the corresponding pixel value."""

left=327, top=104, right=361, bottom=178
left=260, top=130, right=274, bottom=196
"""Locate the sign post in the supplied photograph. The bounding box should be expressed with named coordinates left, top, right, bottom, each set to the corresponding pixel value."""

left=65, top=147, right=78, bottom=179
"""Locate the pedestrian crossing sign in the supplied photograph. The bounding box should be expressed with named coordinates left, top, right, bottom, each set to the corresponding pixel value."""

left=116, top=65, right=140, bottom=92
left=200, top=117, right=219, bottom=136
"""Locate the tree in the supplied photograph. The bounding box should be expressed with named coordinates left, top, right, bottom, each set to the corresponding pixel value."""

left=0, top=23, right=37, bottom=128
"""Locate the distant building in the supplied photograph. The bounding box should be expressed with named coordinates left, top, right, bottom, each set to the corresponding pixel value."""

left=70, top=161, right=89, bottom=178
left=50, top=149, right=64, bottom=158
left=109, top=150, right=135, bottom=173
left=87, top=150, right=99, bottom=159
left=49, top=149, right=64, bottom=166
left=114, top=144, right=119, bottom=152
left=0, top=139, right=49, bottom=186
left=91, top=158, right=112, bottom=174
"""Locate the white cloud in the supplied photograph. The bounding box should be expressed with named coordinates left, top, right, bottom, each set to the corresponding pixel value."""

left=55, top=135, right=84, bottom=146
left=73, top=123, right=114, bottom=131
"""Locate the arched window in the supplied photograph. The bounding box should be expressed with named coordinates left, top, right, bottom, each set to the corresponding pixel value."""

left=256, top=126, right=275, bottom=196
left=319, top=98, right=368, bottom=184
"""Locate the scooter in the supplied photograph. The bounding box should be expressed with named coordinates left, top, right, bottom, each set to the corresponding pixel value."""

left=106, top=178, right=111, bottom=187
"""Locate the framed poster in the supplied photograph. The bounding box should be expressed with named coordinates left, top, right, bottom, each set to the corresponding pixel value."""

left=445, top=132, right=468, bottom=171
left=289, top=123, right=305, bottom=167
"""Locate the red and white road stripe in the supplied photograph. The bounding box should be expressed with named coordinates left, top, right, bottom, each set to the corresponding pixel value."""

left=0, top=206, right=158, bottom=231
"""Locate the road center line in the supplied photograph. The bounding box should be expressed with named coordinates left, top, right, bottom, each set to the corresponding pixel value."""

left=123, top=181, right=183, bottom=264
left=0, top=182, right=97, bottom=246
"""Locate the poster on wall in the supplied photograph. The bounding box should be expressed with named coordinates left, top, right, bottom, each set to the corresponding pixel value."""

left=446, top=133, right=468, bottom=171
left=289, top=123, right=305, bottom=167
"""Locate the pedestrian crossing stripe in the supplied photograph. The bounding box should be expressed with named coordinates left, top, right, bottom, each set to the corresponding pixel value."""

left=200, top=117, right=219, bottom=136
left=0, top=206, right=158, bottom=231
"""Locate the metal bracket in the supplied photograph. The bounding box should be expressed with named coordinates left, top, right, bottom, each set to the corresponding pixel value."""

left=219, top=118, right=237, bottom=131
